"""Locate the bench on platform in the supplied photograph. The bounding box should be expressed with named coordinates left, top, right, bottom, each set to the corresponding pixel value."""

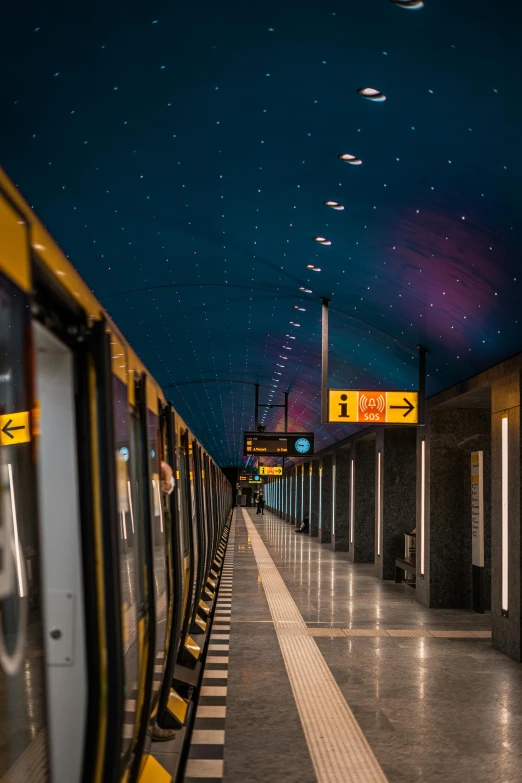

left=395, top=556, right=416, bottom=586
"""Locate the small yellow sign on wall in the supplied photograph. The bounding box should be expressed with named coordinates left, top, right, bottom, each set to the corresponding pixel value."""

left=259, top=466, right=283, bottom=476
left=0, top=411, right=31, bottom=446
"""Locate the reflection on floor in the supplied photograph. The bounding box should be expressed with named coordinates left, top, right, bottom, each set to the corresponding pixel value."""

left=217, top=508, right=521, bottom=783
left=0, top=616, right=48, bottom=781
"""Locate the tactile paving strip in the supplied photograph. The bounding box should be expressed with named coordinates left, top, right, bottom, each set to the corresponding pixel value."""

left=242, top=509, right=387, bottom=783
left=184, top=515, right=236, bottom=782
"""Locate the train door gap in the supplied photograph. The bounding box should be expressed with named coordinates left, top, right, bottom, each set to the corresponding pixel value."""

left=33, top=321, right=87, bottom=783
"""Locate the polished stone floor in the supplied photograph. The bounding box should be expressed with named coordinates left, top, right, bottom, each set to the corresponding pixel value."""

left=222, top=508, right=522, bottom=783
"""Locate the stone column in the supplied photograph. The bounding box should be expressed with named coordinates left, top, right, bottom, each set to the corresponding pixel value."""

left=349, top=438, right=375, bottom=563
left=310, top=458, right=320, bottom=537
left=416, top=407, right=492, bottom=612
left=491, top=373, right=521, bottom=661
left=375, top=428, right=417, bottom=580
left=332, top=448, right=350, bottom=551
left=293, top=465, right=302, bottom=529
left=319, top=454, right=333, bottom=544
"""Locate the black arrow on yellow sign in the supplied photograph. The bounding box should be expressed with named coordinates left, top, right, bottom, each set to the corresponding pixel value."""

left=1, top=418, right=26, bottom=439
left=390, top=398, right=415, bottom=418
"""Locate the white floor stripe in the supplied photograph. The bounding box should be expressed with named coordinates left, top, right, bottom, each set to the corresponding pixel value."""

left=196, top=705, right=227, bottom=718
left=192, top=729, right=226, bottom=744
left=185, top=759, right=224, bottom=778
left=241, top=508, right=387, bottom=783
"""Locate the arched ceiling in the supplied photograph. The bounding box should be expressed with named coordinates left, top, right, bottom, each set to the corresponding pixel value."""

left=3, top=1, right=520, bottom=466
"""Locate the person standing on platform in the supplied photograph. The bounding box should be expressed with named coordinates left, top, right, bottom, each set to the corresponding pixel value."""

left=256, top=493, right=265, bottom=515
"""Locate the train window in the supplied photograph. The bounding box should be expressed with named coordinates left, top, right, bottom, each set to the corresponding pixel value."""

left=177, top=431, right=190, bottom=557
left=147, top=409, right=167, bottom=693
left=0, top=277, right=49, bottom=779
left=112, top=375, right=142, bottom=763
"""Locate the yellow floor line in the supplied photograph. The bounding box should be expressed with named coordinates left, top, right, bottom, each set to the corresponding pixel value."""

left=241, top=508, right=387, bottom=783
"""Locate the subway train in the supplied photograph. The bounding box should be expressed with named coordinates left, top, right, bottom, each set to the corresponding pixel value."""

left=0, top=169, right=232, bottom=783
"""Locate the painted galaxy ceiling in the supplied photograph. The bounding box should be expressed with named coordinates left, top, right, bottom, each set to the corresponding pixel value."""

left=2, top=0, right=521, bottom=465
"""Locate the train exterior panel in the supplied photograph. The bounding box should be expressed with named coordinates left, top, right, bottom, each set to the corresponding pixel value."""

left=0, top=168, right=232, bottom=783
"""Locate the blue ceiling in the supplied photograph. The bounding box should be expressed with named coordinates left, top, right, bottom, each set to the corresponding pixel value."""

left=3, top=0, right=521, bottom=465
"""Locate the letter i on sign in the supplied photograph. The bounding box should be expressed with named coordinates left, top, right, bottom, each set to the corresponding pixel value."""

left=339, top=394, right=350, bottom=418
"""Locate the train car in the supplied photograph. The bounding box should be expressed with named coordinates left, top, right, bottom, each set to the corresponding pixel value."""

left=0, top=168, right=232, bottom=783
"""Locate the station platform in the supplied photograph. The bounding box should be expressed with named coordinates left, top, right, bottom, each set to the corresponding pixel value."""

left=183, top=508, right=522, bottom=783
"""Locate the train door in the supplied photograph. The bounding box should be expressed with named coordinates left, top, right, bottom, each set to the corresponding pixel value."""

left=109, top=335, right=147, bottom=777
left=175, top=428, right=197, bottom=655
left=157, top=406, right=186, bottom=728
left=0, top=269, right=50, bottom=781
left=32, top=321, right=88, bottom=783
left=130, top=374, right=171, bottom=780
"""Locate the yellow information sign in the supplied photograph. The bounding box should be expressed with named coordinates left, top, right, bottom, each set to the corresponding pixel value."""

left=0, top=411, right=31, bottom=446
left=328, top=390, right=419, bottom=425
left=259, top=466, right=282, bottom=476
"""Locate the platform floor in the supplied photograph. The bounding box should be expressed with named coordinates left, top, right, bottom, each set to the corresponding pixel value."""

left=184, top=508, right=522, bottom=783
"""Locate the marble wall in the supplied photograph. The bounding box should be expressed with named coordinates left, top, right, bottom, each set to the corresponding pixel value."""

left=417, top=407, right=492, bottom=612
left=350, top=438, right=375, bottom=563
left=310, top=459, right=320, bottom=537
left=332, top=448, right=350, bottom=551
left=303, top=461, right=311, bottom=524
left=375, top=428, right=417, bottom=580
left=319, top=454, right=332, bottom=544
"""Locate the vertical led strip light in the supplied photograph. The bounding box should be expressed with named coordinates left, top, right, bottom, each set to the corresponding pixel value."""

left=501, top=415, right=509, bottom=614
left=420, top=438, right=426, bottom=577
left=377, top=452, right=382, bottom=557
left=350, top=459, right=355, bottom=545
left=319, top=468, right=323, bottom=529
left=332, top=462, right=336, bottom=536
left=301, top=470, right=304, bottom=522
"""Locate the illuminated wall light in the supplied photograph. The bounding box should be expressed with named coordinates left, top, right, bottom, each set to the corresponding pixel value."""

left=295, top=471, right=298, bottom=520
left=420, top=438, right=426, bottom=577
left=319, top=467, right=323, bottom=529
left=332, top=462, right=336, bottom=536
left=309, top=466, right=313, bottom=526
left=301, top=471, right=304, bottom=522
left=290, top=476, right=293, bottom=519
left=377, top=451, right=382, bottom=557
left=350, top=459, right=355, bottom=545
left=501, top=415, right=509, bottom=614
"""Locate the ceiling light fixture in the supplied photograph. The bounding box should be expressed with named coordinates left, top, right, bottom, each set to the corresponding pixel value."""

left=324, top=200, right=345, bottom=210
left=357, top=87, right=386, bottom=102
left=313, top=237, right=332, bottom=246
left=390, top=0, right=424, bottom=8
left=338, top=153, right=362, bottom=165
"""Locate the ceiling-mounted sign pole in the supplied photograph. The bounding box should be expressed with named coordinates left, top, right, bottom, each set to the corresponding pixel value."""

left=284, top=391, right=289, bottom=431
left=417, top=345, right=426, bottom=426
left=255, top=383, right=259, bottom=429
left=321, top=297, right=330, bottom=424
